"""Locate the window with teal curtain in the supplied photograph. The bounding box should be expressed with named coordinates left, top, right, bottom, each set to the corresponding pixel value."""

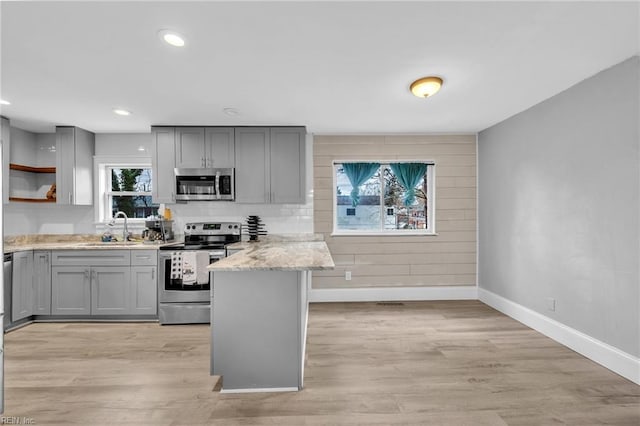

left=342, top=162, right=380, bottom=207
left=389, top=163, right=428, bottom=205
left=334, top=161, right=434, bottom=234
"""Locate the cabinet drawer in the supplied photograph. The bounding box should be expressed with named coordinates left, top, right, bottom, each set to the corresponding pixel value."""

left=131, top=250, right=158, bottom=266
left=52, top=250, right=131, bottom=266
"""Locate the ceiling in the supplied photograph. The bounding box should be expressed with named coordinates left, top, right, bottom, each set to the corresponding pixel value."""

left=1, top=1, right=639, bottom=134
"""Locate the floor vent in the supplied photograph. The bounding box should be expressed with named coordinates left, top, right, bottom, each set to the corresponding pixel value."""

left=376, top=302, right=405, bottom=306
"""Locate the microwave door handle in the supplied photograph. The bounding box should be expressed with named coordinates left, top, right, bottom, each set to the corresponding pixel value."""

left=215, top=171, right=221, bottom=200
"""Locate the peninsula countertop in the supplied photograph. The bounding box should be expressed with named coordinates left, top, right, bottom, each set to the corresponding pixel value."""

left=208, top=238, right=335, bottom=272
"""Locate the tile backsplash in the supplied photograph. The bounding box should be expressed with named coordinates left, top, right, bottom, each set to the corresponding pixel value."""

left=3, top=200, right=313, bottom=237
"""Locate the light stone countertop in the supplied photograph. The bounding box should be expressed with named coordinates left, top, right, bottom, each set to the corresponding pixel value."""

left=209, top=239, right=335, bottom=272
left=3, top=234, right=179, bottom=253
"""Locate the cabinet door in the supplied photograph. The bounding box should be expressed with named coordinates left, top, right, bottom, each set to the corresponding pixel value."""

left=151, top=127, right=176, bottom=203
left=55, top=127, right=75, bottom=205
left=55, top=126, right=95, bottom=205
left=130, top=266, right=157, bottom=315
left=91, top=267, right=131, bottom=315
left=175, top=127, right=206, bottom=168
left=12, top=251, right=34, bottom=321
left=270, top=127, right=306, bottom=204
left=51, top=266, right=91, bottom=315
left=33, top=251, right=52, bottom=315
left=72, top=127, right=95, bottom=205
left=205, top=127, right=235, bottom=168
left=235, top=127, right=270, bottom=203
left=1, top=116, right=10, bottom=204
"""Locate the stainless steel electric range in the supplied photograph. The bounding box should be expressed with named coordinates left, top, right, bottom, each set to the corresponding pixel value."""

left=158, top=222, right=241, bottom=325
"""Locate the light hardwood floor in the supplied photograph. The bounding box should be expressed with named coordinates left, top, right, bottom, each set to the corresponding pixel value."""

left=4, top=301, right=639, bottom=425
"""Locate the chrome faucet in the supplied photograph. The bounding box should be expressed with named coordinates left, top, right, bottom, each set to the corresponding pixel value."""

left=110, top=211, right=130, bottom=241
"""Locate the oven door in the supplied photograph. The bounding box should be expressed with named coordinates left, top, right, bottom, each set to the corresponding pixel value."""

left=158, top=250, right=224, bottom=303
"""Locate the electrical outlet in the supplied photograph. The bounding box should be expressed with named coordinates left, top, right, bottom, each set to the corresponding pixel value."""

left=345, top=271, right=352, bottom=281
left=546, top=297, right=556, bottom=312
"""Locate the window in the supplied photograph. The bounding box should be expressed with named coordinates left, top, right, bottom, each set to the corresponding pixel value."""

left=334, top=162, right=435, bottom=234
left=101, top=165, right=158, bottom=222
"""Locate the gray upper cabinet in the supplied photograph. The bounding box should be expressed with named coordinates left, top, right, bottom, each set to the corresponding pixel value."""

left=205, top=127, right=235, bottom=168
left=235, top=127, right=270, bottom=203
left=175, top=127, right=235, bottom=168
left=33, top=250, right=52, bottom=315
left=175, top=127, right=206, bottom=168
left=12, top=250, right=34, bottom=322
left=55, top=126, right=95, bottom=205
left=151, top=126, right=176, bottom=204
left=235, top=127, right=306, bottom=204
left=1, top=116, right=10, bottom=204
left=270, top=127, right=306, bottom=204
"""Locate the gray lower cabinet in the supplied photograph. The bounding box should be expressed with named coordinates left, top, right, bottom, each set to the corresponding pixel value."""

left=130, top=266, right=157, bottom=314
left=91, top=267, right=131, bottom=315
left=33, top=250, right=52, bottom=315
left=51, top=266, right=91, bottom=315
left=50, top=249, right=157, bottom=317
left=12, top=251, right=34, bottom=321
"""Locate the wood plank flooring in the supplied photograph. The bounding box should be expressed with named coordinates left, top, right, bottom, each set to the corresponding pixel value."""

left=3, top=301, right=639, bottom=425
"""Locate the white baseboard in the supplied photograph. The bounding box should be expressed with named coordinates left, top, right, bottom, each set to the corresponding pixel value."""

left=220, top=387, right=298, bottom=394
left=309, top=286, right=478, bottom=302
left=478, top=288, right=640, bottom=385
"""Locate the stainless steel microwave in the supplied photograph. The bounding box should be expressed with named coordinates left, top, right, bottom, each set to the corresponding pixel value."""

left=174, top=168, right=235, bottom=201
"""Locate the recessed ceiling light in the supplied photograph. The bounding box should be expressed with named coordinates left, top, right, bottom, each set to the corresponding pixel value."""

left=137, top=146, right=146, bottom=152
left=113, top=108, right=132, bottom=116
left=223, top=107, right=240, bottom=116
left=0, top=99, right=11, bottom=105
left=410, top=76, right=443, bottom=98
left=158, top=30, right=186, bottom=47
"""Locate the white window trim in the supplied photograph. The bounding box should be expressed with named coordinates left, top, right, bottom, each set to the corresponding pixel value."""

left=93, top=155, right=152, bottom=228
left=331, top=159, right=437, bottom=236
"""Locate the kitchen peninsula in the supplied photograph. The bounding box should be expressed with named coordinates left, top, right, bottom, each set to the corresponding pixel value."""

left=207, top=236, right=334, bottom=393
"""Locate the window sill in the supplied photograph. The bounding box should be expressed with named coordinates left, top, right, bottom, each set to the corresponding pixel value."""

left=331, top=231, right=438, bottom=237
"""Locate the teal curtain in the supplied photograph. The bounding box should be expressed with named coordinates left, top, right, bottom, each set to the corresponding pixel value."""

left=342, top=162, right=380, bottom=207
left=390, top=163, right=428, bottom=205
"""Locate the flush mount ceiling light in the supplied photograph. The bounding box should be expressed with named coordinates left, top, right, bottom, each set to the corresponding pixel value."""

left=113, top=108, right=131, bottom=116
left=0, top=99, right=11, bottom=105
left=158, top=30, right=186, bottom=47
left=410, top=76, right=443, bottom=98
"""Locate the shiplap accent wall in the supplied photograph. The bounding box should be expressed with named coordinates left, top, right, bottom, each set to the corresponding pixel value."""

left=313, top=134, right=477, bottom=289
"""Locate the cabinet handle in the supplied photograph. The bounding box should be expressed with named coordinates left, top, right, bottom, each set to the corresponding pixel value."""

left=151, top=269, right=155, bottom=280
left=68, top=192, right=73, bottom=204
left=84, top=269, right=90, bottom=279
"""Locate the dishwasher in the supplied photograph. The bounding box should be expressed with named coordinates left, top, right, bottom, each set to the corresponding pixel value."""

left=3, top=254, right=11, bottom=331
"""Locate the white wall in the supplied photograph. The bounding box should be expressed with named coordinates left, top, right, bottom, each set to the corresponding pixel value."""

left=478, top=56, right=639, bottom=358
